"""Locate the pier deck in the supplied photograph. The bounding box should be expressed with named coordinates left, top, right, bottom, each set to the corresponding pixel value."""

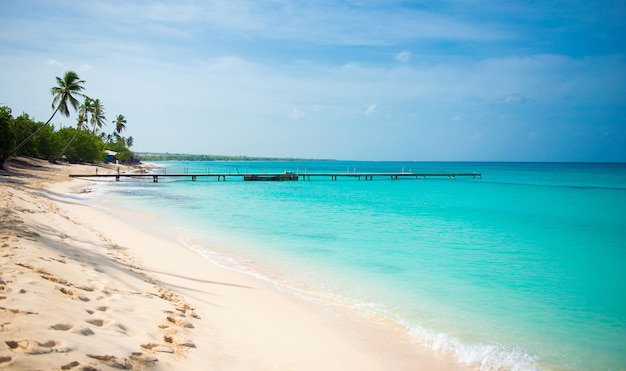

left=69, top=172, right=482, bottom=182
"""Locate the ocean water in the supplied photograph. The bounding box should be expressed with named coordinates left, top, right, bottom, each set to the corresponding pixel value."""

left=83, top=161, right=626, bottom=370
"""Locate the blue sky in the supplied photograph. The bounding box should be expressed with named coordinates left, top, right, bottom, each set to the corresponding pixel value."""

left=1, top=0, right=625, bottom=161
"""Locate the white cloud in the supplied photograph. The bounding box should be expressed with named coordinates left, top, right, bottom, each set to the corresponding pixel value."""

left=46, top=59, right=94, bottom=72
left=495, top=93, right=530, bottom=106
left=82, top=1, right=506, bottom=46
left=290, top=108, right=305, bottom=119
left=46, top=59, right=65, bottom=68
left=396, top=51, right=411, bottom=63
left=2, top=1, right=625, bottom=161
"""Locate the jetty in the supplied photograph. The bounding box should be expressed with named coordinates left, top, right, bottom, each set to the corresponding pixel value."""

left=69, top=171, right=481, bottom=182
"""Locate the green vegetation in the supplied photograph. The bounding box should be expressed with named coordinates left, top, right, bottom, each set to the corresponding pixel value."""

left=1, top=70, right=330, bottom=170
left=138, top=153, right=333, bottom=162
left=0, top=71, right=136, bottom=170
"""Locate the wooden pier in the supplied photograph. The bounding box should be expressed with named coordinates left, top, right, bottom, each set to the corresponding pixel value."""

left=69, top=171, right=481, bottom=182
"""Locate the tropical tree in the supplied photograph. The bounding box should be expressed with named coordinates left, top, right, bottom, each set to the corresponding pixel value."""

left=55, top=96, right=92, bottom=161
left=101, top=133, right=114, bottom=145
left=0, top=71, right=85, bottom=169
left=60, top=128, right=105, bottom=163
left=114, top=114, right=126, bottom=136
left=0, top=106, right=15, bottom=161
left=89, top=98, right=106, bottom=135
left=77, top=97, right=93, bottom=128
left=12, top=113, right=41, bottom=156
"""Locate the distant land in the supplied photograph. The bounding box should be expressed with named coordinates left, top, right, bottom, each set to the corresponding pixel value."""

left=137, top=152, right=335, bottom=162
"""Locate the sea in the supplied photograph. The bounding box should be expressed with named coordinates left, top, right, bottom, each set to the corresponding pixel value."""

left=78, top=161, right=626, bottom=370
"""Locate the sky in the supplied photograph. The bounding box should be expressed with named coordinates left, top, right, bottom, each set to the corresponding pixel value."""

left=1, top=0, right=625, bottom=161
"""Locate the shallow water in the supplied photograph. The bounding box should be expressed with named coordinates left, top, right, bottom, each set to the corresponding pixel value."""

left=85, top=161, right=626, bottom=370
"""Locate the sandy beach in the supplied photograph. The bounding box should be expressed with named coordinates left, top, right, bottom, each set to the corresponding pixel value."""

left=0, top=157, right=461, bottom=370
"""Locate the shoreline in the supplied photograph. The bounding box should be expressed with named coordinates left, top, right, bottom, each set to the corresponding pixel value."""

left=1, top=158, right=462, bottom=370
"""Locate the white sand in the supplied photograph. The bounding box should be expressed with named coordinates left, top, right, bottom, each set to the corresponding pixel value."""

left=0, top=157, right=463, bottom=370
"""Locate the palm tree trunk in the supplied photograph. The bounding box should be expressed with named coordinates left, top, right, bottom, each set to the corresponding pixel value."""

left=0, top=106, right=60, bottom=170
left=55, top=127, right=80, bottom=162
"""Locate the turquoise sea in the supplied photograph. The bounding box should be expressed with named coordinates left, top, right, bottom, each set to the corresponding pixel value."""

left=83, top=161, right=626, bottom=370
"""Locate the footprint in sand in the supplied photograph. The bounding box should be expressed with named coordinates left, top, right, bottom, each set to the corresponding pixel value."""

left=72, top=327, right=95, bottom=336
left=56, top=286, right=90, bottom=302
left=74, top=284, right=96, bottom=292
left=87, top=354, right=131, bottom=369
left=130, top=352, right=158, bottom=363
left=166, top=315, right=195, bottom=329
left=0, top=280, right=11, bottom=294
left=50, top=323, right=73, bottom=331
left=162, top=335, right=195, bottom=349
left=4, top=339, right=71, bottom=354
left=142, top=343, right=174, bottom=354
left=60, top=360, right=80, bottom=370
left=0, top=354, right=12, bottom=366
left=85, top=319, right=105, bottom=327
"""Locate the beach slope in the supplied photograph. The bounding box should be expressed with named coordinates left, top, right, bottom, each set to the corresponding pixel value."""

left=0, top=158, right=458, bottom=370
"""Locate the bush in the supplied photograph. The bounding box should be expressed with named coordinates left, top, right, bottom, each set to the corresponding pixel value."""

left=2, top=103, right=127, bottom=165
left=0, top=106, right=15, bottom=159
left=33, top=124, right=61, bottom=159
left=64, top=129, right=105, bottom=163
left=13, top=114, right=41, bottom=157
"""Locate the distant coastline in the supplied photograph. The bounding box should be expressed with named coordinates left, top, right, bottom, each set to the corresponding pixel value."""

left=137, top=152, right=336, bottom=162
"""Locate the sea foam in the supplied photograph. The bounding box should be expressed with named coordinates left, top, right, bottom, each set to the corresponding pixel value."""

left=409, top=326, right=540, bottom=371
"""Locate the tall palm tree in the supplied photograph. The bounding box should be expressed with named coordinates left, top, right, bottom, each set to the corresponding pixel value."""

left=114, top=114, right=127, bottom=136
left=1, top=71, right=85, bottom=169
left=77, top=97, right=93, bottom=127
left=90, top=98, right=106, bottom=135
left=55, top=96, right=92, bottom=161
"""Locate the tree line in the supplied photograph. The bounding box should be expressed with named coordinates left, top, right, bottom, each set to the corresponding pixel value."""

left=137, top=153, right=332, bottom=162
left=0, top=71, right=136, bottom=171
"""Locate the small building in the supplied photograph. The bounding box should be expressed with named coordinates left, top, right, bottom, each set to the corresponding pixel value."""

left=104, top=150, right=118, bottom=163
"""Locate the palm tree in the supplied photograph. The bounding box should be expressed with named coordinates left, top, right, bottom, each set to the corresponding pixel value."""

left=54, top=95, right=92, bottom=161
left=90, top=98, right=106, bottom=135
left=78, top=97, right=93, bottom=126
left=112, top=114, right=127, bottom=144
left=114, top=114, right=127, bottom=135
left=1, top=71, right=85, bottom=169
left=102, top=133, right=114, bottom=145
left=55, top=96, right=92, bottom=161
